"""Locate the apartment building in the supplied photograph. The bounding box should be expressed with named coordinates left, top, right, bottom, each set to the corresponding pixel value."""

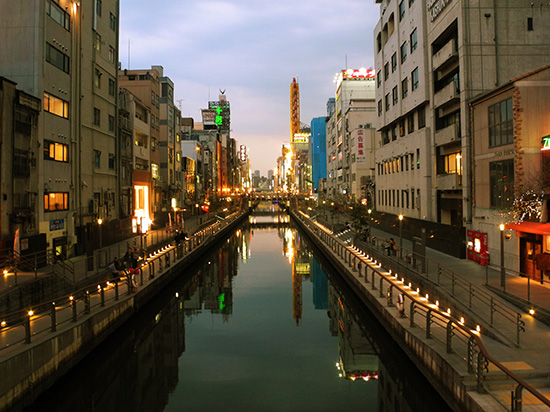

left=0, top=0, right=120, bottom=257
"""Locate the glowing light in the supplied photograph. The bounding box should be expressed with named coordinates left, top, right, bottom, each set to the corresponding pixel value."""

left=529, top=309, right=535, bottom=315
left=3, top=270, right=7, bottom=276
left=460, top=317, right=465, bottom=325
left=28, top=310, right=34, bottom=316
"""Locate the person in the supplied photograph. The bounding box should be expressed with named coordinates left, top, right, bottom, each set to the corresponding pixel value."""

left=123, top=247, right=135, bottom=268
left=387, top=238, right=396, bottom=256
left=109, top=257, right=124, bottom=280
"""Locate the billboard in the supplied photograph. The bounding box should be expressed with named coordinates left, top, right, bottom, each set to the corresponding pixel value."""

left=202, top=109, right=216, bottom=126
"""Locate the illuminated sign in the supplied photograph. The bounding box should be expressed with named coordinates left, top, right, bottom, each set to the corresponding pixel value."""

left=151, top=163, right=159, bottom=180
left=355, top=129, right=366, bottom=164
left=542, top=135, right=550, bottom=151
left=293, top=133, right=310, bottom=143
left=335, top=68, right=376, bottom=89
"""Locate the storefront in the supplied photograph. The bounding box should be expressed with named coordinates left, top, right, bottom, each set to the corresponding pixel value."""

left=505, top=222, right=550, bottom=282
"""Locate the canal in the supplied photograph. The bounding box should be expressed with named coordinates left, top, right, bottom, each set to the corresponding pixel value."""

left=24, top=209, right=450, bottom=411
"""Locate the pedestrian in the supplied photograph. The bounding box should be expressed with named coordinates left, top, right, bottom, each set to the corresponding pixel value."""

left=127, top=267, right=138, bottom=293
left=387, top=238, right=396, bottom=256
left=123, top=247, right=135, bottom=268
left=109, top=257, right=124, bottom=280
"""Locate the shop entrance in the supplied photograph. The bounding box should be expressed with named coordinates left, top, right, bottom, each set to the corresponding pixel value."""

left=519, top=236, right=542, bottom=281
left=53, top=236, right=67, bottom=261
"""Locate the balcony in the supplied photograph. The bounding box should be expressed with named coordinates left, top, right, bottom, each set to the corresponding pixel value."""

left=434, top=81, right=460, bottom=109
left=436, top=173, right=462, bottom=191
left=432, top=39, right=457, bottom=71
left=434, top=123, right=460, bottom=147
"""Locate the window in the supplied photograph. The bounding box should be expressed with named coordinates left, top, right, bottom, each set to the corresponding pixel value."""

left=44, top=140, right=68, bottom=162
left=392, top=86, right=398, bottom=105
left=399, top=120, right=405, bottom=136
left=94, top=150, right=101, bottom=168
left=378, top=100, right=383, bottom=116
left=46, top=0, right=70, bottom=30
left=43, top=93, right=69, bottom=118
left=384, top=62, right=389, bottom=80
left=96, top=0, right=102, bottom=17
left=410, top=28, right=418, bottom=53
left=46, top=43, right=70, bottom=73
left=489, top=98, right=513, bottom=147
left=108, top=154, right=115, bottom=170
left=400, top=42, right=408, bottom=63
left=391, top=53, right=397, bottom=72
left=418, top=106, right=426, bottom=128
left=44, top=192, right=69, bottom=212
left=443, top=152, right=461, bottom=174
left=94, top=68, right=102, bottom=88
left=409, top=0, right=415, bottom=5
left=110, top=13, right=116, bottom=30
left=490, top=159, right=514, bottom=209
left=108, top=78, right=115, bottom=96
left=385, top=94, right=390, bottom=111
left=401, top=78, right=408, bottom=99
left=407, top=114, right=414, bottom=133
left=108, top=115, right=115, bottom=132
left=377, top=71, right=382, bottom=88
left=527, top=17, right=533, bottom=31
left=416, top=148, right=420, bottom=169
left=94, top=108, right=101, bottom=126
left=109, top=46, right=115, bottom=63
left=94, top=33, right=102, bottom=52
left=411, top=67, right=419, bottom=90
left=399, top=0, right=406, bottom=21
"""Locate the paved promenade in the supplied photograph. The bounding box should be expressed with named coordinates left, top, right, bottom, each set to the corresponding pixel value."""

left=0, top=214, right=209, bottom=293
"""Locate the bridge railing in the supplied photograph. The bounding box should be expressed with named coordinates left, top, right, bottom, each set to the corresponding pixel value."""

left=294, top=210, right=550, bottom=411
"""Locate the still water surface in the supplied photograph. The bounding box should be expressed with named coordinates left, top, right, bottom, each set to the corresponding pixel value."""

left=25, top=215, right=450, bottom=411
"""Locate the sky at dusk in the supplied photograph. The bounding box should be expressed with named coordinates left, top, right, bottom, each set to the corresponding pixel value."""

left=119, top=0, right=381, bottom=175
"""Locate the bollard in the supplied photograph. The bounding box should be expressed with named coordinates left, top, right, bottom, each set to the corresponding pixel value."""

left=446, top=320, right=454, bottom=353
left=100, top=285, right=105, bottom=307
left=115, top=281, right=119, bottom=300
left=25, top=312, right=32, bottom=344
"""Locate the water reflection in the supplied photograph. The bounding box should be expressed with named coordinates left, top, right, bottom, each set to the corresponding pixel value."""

left=25, top=220, right=448, bottom=412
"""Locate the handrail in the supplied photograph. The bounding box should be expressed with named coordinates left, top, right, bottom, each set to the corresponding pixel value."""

left=294, top=210, right=550, bottom=410
left=359, top=233, right=523, bottom=345
left=0, top=211, right=245, bottom=354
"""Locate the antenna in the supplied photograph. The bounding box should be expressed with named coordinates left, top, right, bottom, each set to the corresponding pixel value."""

left=345, top=54, right=348, bottom=69
left=177, top=99, right=184, bottom=111
left=128, top=38, right=131, bottom=69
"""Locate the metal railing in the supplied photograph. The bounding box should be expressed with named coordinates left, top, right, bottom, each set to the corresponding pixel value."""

left=359, top=234, right=524, bottom=346
left=294, top=211, right=549, bottom=411
left=0, top=211, right=243, bottom=352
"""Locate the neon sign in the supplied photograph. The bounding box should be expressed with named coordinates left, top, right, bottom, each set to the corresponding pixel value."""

left=542, top=135, right=550, bottom=151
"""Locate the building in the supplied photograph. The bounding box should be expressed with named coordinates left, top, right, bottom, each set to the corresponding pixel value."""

left=0, top=78, right=42, bottom=254
left=326, top=69, right=378, bottom=203
left=373, top=0, right=550, bottom=256
left=0, top=0, right=121, bottom=257
left=310, top=117, right=328, bottom=193
left=470, top=65, right=550, bottom=280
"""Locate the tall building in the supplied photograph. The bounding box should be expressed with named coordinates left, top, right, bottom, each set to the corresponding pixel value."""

left=373, top=0, right=550, bottom=234
left=326, top=69, right=378, bottom=202
left=310, top=117, right=327, bottom=193
left=0, top=0, right=120, bottom=257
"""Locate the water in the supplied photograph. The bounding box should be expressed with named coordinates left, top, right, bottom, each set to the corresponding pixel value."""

left=24, top=216, right=450, bottom=412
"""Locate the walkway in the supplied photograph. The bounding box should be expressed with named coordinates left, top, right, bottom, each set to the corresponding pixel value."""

left=0, top=214, right=209, bottom=294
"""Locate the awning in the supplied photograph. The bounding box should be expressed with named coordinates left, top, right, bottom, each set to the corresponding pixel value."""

left=505, top=222, right=550, bottom=236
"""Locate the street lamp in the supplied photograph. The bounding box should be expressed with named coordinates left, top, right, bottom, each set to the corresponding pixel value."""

left=399, top=214, right=404, bottom=259
left=367, top=209, right=372, bottom=243
left=500, top=223, right=505, bottom=289
left=97, top=218, right=103, bottom=249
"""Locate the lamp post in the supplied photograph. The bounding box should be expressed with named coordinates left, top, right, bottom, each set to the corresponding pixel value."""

left=500, top=223, right=505, bottom=289
left=399, top=214, right=404, bottom=259
left=367, top=209, right=372, bottom=243
left=97, top=218, right=103, bottom=249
